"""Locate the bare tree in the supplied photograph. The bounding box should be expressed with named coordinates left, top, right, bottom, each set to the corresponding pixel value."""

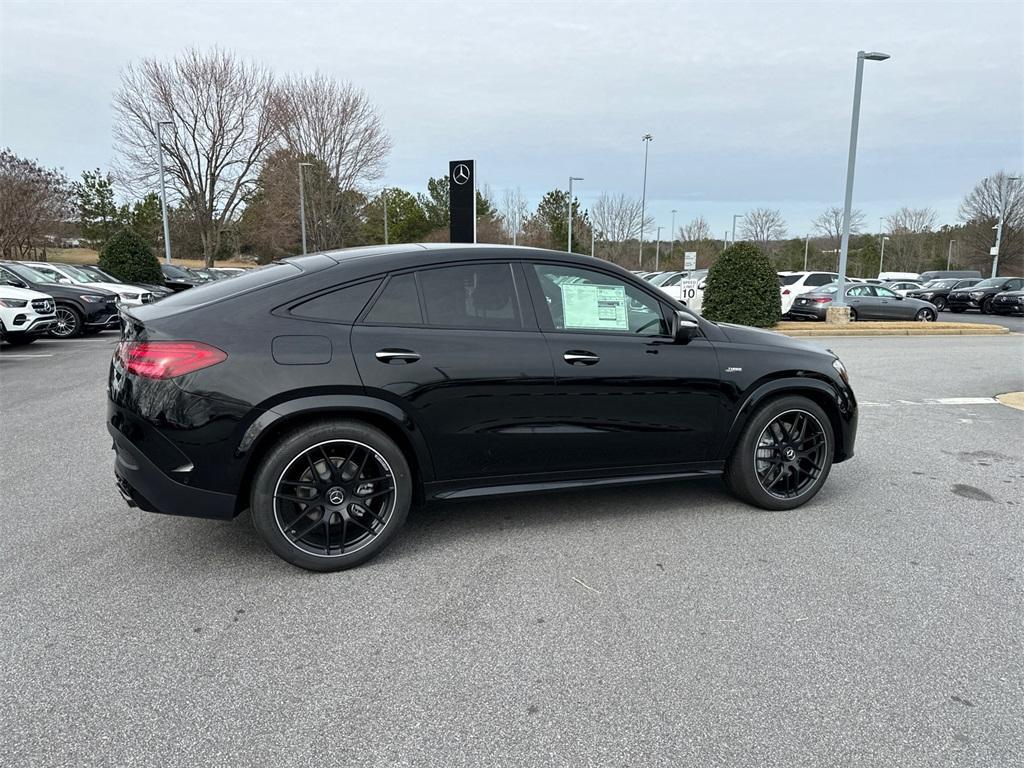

left=591, top=192, right=652, bottom=264
left=958, top=171, right=1023, bottom=274
left=740, top=207, right=787, bottom=245
left=275, top=74, right=391, bottom=251
left=679, top=215, right=712, bottom=243
left=114, top=48, right=277, bottom=265
left=0, top=149, right=72, bottom=259
left=885, top=206, right=937, bottom=234
left=812, top=205, right=866, bottom=252
left=499, top=187, right=529, bottom=245
left=882, top=206, right=937, bottom=272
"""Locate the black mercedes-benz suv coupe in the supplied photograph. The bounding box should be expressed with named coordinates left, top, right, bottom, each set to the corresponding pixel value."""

left=108, top=245, right=858, bottom=571
left=947, top=276, right=1024, bottom=313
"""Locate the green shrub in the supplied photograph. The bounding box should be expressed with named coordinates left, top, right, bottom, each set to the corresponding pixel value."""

left=98, top=227, right=163, bottom=284
left=701, top=242, right=781, bottom=327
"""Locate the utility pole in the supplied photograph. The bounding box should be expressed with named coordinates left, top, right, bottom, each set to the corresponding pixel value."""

left=639, top=134, right=652, bottom=267
left=382, top=188, right=389, bottom=245
left=879, top=236, right=889, bottom=275
left=298, top=162, right=313, bottom=255
left=669, top=209, right=677, bottom=262
left=804, top=235, right=810, bottom=271
left=568, top=176, right=583, bottom=252
left=947, top=239, right=956, bottom=270
left=654, top=226, right=662, bottom=270
left=155, top=120, right=174, bottom=264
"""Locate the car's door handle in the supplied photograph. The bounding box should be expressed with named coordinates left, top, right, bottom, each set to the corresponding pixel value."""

left=375, top=349, right=420, bottom=364
left=563, top=350, right=600, bottom=366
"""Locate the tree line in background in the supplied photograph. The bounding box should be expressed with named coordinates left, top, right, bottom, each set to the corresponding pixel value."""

left=0, top=46, right=1020, bottom=278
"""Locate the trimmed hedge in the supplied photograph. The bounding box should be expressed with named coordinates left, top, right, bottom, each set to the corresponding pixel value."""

left=98, top=227, right=163, bottom=284
left=701, top=242, right=781, bottom=327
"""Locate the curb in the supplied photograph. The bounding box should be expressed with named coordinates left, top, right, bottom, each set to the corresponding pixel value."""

left=773, top=322, right=1010, bottom=337
left=996, top=392, right=1024, bottom=412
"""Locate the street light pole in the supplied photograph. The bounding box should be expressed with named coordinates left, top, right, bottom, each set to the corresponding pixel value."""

left=732, top=214, right=743, bottom=244
left=591, top=226, right=597, bottom=258
left=155, top=120, right=174, bottom=264
left=639, top=134, right=652, bottom=267
left=836, top=50, right=889, bottom=308
left=947, top=239, right=956, bottom=270
left=568, top=176, right=583, bottom=252
left=298, top=162, right=313, bottom=255
left=654, top=226, right=662, bottom=270
left=879, top=236, right=889, bottom=275
left=669, top=209, right=677, bottom=262
left=991, top=176, right=1021, bottom=277
left=382, top=188, right=389, bottom=245
left=804, top=235, right=810, bottom=271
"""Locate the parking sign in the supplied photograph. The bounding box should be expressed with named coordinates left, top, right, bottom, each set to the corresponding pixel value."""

left=684, top=251, right=697, bottom=271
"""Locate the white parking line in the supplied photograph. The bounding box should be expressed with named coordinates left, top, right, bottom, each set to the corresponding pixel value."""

left=861, top=397, right=1001, bottom=407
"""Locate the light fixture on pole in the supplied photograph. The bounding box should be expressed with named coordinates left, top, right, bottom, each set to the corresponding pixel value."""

left=732, top=214, right=743, bottom=245
left=669, top=209, right=677, bottom=261
left=639, top=134, right=652, bottom=267
left=155, top=120, right=174, bottom=264
left=835, top=50, right=889, bottom=308
left=654, top=226, right=662, bottom=270
left=567, top=176, right=583, bottom=252
left=947, top=239, right=956, bottom=270
left=879, top=236, right=889, bottom=275
left=298, top=162, right=313, bottom=255
left=991, top=175, right=1021, bottom=277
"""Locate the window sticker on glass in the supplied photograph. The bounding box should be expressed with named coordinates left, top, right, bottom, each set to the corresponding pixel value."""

left=560, top=283, right=629, bottom=331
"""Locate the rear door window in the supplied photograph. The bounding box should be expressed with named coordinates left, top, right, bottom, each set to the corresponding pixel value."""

left=805, top=273, right=836, bottom=287
left=363, top=273, right=422, bottom=325
left=418, top=263, right=521, bottom=330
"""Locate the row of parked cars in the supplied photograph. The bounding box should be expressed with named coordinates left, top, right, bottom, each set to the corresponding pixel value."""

left=634, top=267, right=1024, bottom=321
left=0, top=261, right=248, bottom=345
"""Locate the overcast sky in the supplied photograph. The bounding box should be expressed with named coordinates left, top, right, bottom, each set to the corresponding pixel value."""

left=2, top=0, right=1022, bottom=237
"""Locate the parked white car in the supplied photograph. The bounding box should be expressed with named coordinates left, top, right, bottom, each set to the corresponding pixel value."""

left=778, top=271, right=839, bottom=315
left=885, top=280, right=924, bottom=296
left=24, top=262, right=154, bottom=306
left=0, top=284, right=57, bottom=345
left=659, top=269, right=708, bottom=314
left=878, top=271, right=922, bottom=282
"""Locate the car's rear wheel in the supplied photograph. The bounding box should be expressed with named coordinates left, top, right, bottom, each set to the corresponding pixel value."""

left=724, top=396, right=834, bottom=511
left=50, top=306, right=83, bottom=338
left=250, top=420, right=412, bottom=571
left=915, top=307, right=936, bottom=322
left=848, top=308, right=858, bottom=321
left=932, top=296, right=947, bottom=311
left=981, top=298, right=994, bottom=314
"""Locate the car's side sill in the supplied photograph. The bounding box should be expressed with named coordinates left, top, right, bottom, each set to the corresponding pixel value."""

left=428, top=469, right=723, bottom=501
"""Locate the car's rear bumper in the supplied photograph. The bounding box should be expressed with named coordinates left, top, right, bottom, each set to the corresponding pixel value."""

left=787, top=307, right=828, bottom=321
left=108, top=421, right=236, bottom=521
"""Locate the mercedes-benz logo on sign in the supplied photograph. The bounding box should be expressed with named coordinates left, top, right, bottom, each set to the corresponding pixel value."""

left=452, top=163, right=471, bottom=185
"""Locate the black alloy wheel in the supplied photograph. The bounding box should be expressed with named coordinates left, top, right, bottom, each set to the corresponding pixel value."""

left=981, top=298, right=994, bottom=314
left=932, top=296, right=947, bottom=311
left=724, top=396, right=834, bottom=510
left=50, top=305, right=82, bottom=338
left=915, top=307, right=936, bottom=322
left=251, top=420, right=411, bottom=571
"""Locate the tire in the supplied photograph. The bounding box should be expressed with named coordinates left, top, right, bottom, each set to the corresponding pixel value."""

left=4, top=333, right=36, bottom=346
left=932, top=296, right=947, bottom=311
left=981, top=298, right=993, bottom=315
left=250, top=419, right=412, bottom=571
left=49, top=305, right=83, bottom=338
left=915, top=307, right=936, bottom=322
left=848, top=308, right=858, bottom=322
left=724, top=396, right=835, bottom=511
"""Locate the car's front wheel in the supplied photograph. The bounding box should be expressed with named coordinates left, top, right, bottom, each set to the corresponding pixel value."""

left=251, top=419, right=412, bottom=571
left=50, top=305, right=83, bottom=338
left=724, top=396, right=834, bottom=510
left=981, top=298, right=994, bottom=314
left=932, top=296, right=947, bottom=311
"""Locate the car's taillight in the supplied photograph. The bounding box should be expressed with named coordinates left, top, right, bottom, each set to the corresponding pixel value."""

left=117, top=341, right=227, bottom=379
left=813, top=297, right=833, bottom=304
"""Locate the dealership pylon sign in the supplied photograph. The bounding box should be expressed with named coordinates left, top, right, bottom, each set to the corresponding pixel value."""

left=449, top=160, right=476, bottom=243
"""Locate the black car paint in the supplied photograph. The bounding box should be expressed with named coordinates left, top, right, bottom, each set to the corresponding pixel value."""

left=990, top=290, right=1024, bottom=315
left=907, top=278, right=980, bottom=307
left=108, top=245, right=858, bottom=521
left=947, top=277, right=1024, bottom=312
left=0, top=262, right=120, bottom=330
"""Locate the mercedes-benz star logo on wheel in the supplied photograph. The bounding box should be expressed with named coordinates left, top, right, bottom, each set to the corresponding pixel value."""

left=452, top=163, right=471, bottom=185
left=327, top=487, right=346, bottom=506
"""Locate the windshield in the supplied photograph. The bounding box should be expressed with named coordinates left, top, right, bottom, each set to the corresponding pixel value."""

left=779, top=274, right=802, bottom=285
left=83, top=265, right=122, bottom=282
left=926, top=279, right=957, bottom=288
left=54, top=264, right=96, bottom=284
left=6, top=263, right=55, bottom=283
left=971, top=278, right=1004, bottom=289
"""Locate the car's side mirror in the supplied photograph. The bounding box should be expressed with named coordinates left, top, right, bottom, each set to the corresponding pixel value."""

left=672, top=311, right=699, bottom=344
left=895, top=295, right=904, bottom=300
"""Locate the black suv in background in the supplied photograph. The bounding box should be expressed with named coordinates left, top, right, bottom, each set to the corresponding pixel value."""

left=907, top=277, right=980, bottom=311
left=947, top=276, right=1024, bottom=313
left=160, top=263, right=206, bottom=292
left=990, top=289, right=1024, bottom=315
left=0, top=261, right=120, bottom=338
left=109, top=245, right=858, bottom=572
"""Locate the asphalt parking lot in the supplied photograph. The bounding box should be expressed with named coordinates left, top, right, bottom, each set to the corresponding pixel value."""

left=1, top=329, right=1022, bottom=768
